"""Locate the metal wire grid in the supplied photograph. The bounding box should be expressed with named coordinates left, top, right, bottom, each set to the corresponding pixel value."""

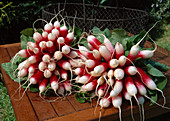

left=42, top=3, right=149, bottom=34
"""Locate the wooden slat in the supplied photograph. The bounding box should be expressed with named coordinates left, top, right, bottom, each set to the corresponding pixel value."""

left=0, top=47, right=38, bottom=121
left=6, top=46, right=57, bottom=121
left=0, top=43, right=20, bottom=48
left=67, top=94, right=91, bottom=111
left=49, top=97, right=76, bottom=116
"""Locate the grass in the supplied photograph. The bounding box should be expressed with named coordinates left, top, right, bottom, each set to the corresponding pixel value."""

left=0, top=73, right=16, bottom=121
left=156, top=23, right=170, bottom=51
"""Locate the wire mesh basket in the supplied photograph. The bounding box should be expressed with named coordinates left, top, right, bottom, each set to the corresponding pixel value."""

left=42, top=3, right=149, bottom=34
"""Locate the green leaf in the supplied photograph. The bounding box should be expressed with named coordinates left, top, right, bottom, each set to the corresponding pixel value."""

left=75, top=93, right=86, bottom=103
left=149, top=93, right=158, bottom=105
left=155, top=77, right=167, bottom=90
left=20, top=28, right=34, bottom=36
left=103, top=28, right=111, bottom=38
left=20, top=34, right=35, bottom=49
left=29, top=84, right=39, bottom=92
left=146, top=64, right=165, bottom=77
left=148, top=60, right=170, bottom=72
left=109, top=29, right=129, bottom=50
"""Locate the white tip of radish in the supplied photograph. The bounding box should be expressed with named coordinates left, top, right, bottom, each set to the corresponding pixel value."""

left=28, top=56, right=36, bottom=64
left=107, top=69, right=114, bottom=78
left=44, top=23, right=53, bottom=32
left=118, top=55, right=126, bottom=67
left=140, top=50, right=154, bottom=59
left=60, top=26, right=68, bottom=31
left=98, top=89, right=104, bottom=97
left=42, top=54, right=51, bottom=63
left=127, top=85, right=137, bottom=96
left=114, top=68, right=125, bottom=80
left=115, top=42, right=124, bottom=54
left=94, top=65, right=104, bottom=74
left=86, top=59, right=95, bottom=68
left=51, top=81, right=59, bottom=91
left=42, top=31, right=48, bottom=38
left=48, top=61, right=56, bottom=71
left=39, top=86, right=46, bottom=93
left=130, top=45, right=140, bottom=57
left=112, top=96, right=122, bottom=108
left=128, top=66, right=137, bottom=75
left=138, top=96, right=145, bottom=104
left=67, top=33, right=74, bottom=40
left=30, top=78, right=37, bottom=84
left=18, top=69, right=27, bottom=77
left=38, top=61, right=47, bottom=71
left=147, top=80, right=157, bottom=90
left=109, top=59, right=119, bottom=68
left=68, top=51, right=78, bottom=58
left=62, top=45, right=70, bottom=54
left=99, top=98, right=111, bottom=108
left=44, top=69, right=52, bottom=78
left=90, top=71, right=102, bottom=77
left=54, top=21, right=60, bottom=29
left=46, top=40, right=54, bottom=47
left=107, top=78, right=114, bottom=86
left=39, top=41, right=46, bottom=49
left=52, top=28, right=59, bottom=37
left=57, top=37, right=65, bottom=44
left=53, top=51, right=63, bottom=60
left=63, top=62, right=71, bottom=70
left=87, top=35, right=95, bottom=41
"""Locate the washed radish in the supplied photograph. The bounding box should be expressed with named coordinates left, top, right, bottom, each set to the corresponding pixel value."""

left=94, top=63, right=108, bottom=75
left=115, top=42, right=124, bottom=59
left=62, top=45, right=71, bottom=54
left=44, top=23, right=53, bottom=33
left=42, top=53, right=51, bottom=62
left=48, top=61, right=56, bottom=71
left=38, top=61, right=47, bottom=71
left=76, top=74, right=95, bottom=84
left=39, top=78, right=48, bottom=93
left=42, top=31, right=48, bottom=41
left=50, top=75, right=59, bottom=92
left=114, top=68, right=124, bottom=80
left=73, top=68, right=87, bottom=76
left=99, top=45, right=111, bottom=61
left=85, top=59, right=100, bottom=70
left=109, top=79, right=123, bottom=97
left=46, top=41, right=56, bottom=53
left=57, top=83, right=65, bottom=96
left=53, top=51, right=63, bottom=60
left=118, top=55, right=126, bottom=67
left=60, top=69, right=68, bottom=80
left=44, top=68, right=53, bottom=78
left=33, top=32, right=43, bottom=44
left=87, top=35, right=101, bottom=50
left=79, top=46, right=95, bottom=59
left=124, top=66, right=137, bottom=76
left=81, top=79, right=98, bottom=92
left=28, top=55, right=41, bottom=64
left=92, top=49, right=102, bottom=60
left=18, top=68, right=28, bottom=77
left=108, top=59, right=119, bottom=68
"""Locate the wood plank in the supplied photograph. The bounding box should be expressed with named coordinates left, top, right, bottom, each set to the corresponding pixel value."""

left=0, top=43, right=21, bottom=48
left=49, top=97, right=76, bottom=116
left=6, top=46, right=57, bottom=121
left=0, top=47, right=38, bottom=121
left=67, top=94, right=91, bottom=111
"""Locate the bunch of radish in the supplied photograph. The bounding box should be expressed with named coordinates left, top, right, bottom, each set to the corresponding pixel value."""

left=11, top=11, right=80, bottom=100
left=74, top=29, right=169, bottom=121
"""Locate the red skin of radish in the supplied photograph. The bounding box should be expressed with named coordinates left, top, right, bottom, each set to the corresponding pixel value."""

left=57, top=60, right=70, bottom=70
left=79, top=46, right=95, bottom=60
left=33, top=47, right=43, bottom=56
left=74, top=68, right=87, bottom=76
left=77, top=74, right=95, bottom=84
left=30, top=70, right=44, bottom=84
left=50, top=75, right=58, bottom=84
left=46, top=41, right=56, bottom=54
left=94, top=63, right=108, bottom=74
left=86, top=59, right=101, bottom=70
left=60, top=69, right=68, bottom=80
left=98, top=83, right=109, bottom=96
left=42, top=31, right=48, bottom=41
left=87, top=35, right=101, bottom=50
left=28, top=55, right=42, bottom=64
left=76, top=50, right=87, bottom=61
left=88, top=43, right=95, bottom=51
left=124, top=66, right=137, bottom=76
left=44, top=23, right=53, bottom=33
left=63, top=80, right=72, bottom=91
left=28, top=63, right=39, bottom=73
left=65, top=32, right=74, bottom=44
left=18, top=49, right=33, bottom=58
left=33, top=32, right=43, bottom=45
left=124, top=76, right=137, bottom=96
left=136, top=67, right=157, bottom=90
left=83, top=79, right=98, bottom=91
left=115, top=43, right=125, bottom=59
left=59, top=26, right=68, bottom=38
left=39, top=78, right=48, bottom=92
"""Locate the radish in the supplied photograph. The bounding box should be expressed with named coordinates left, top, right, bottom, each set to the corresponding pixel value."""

left=99, top=93, right=111, bottom=108
left=57, top=37, right=65, bottom=50
left=46, top=41, right=56, bottom=54
left=54, top=20, right=60, bottom=30
left=107, top=69, right=114, bottom=86
left=50, top=75, right=59, bottom=93
left=112, top=93, right=122, bottom=121
left=69, top=59, right=85, bottom=68
left=93, top=63, right=108, bottom=75
left=103, top=35, right=115, bottom=55
left=79, top=46, right=95, bottom=59
left=118, top=55, right=126, bottom=67
left=115, top=42, right=124, bottom=59
left=30, top=70, right=44, bottom=84
left=28, top=63, right=39, bottom=74
left=28, top=55, right=42, bottom=64
left=59, top=15, right=68, bottom=38
left=114, top=68, right=125, bottom=80
left=60, top=69, right=68, bottom=80
left=109, top=79, right=123, bottom=97
left=136, top=93, right=145, bottom=121
left=33, top=47, right=43, bottom=56
left=62, top=45, right=71, bottom=54
left=126, top=44, right=140, bottom=65
left=47, top=33, right=56, bottom=43
left=108, top=59, right=119, bottom=68
left=92, top=49, right=102, bottom=60
left=65, top=32, right=74, bottom=44
left=51, top=28, right=59, bottom=38
left=63, top=80, right=72, bottom=95
left=137, top=67, right=166, bottom=106
left=124, top=76, right=142, bottom=120
left=44, top=23, right=53, bottom=33
left=38, top=61, right=47, bottom=71
left=48, top=61, right=56, bottom=71
left=88, top=43, right=94, bottom=51
left=44, top=68, right=53, bottom=78
left=53, top=51, right=63, bottom=60
left=76, top=74, right=95, bottom=84
left=39, top=41, right=47, bottom=52
left=39, top=78, right=48, bottom=93
left=85, top=59, right=101, bottom=70
left=87, top=35, right=101, bottom=50
left=54, top=68, right=60, bottom=76
left=57, top=83, right=65, bottom=96
left=73, top=68, right=87, bottom=76
left=123, top=88, right=135, bottom=121
left=136, top=50, right=155, bottom=59
left=42, top=53, right=51, bottom=63
left=33, top=32, right=43, bottom=44
left=81, top=79, right=97, bottom=91
left=124, top=66, right=137, bottom=76
left=99, top=45, right=111, bottom=61
left=76, top=50, right=87, bottom=61
left=18, top=68, right=28, bottom=77
left=68, top=51, right=78, bottom=59
left=42, top=31, right=48, bottom=41
left=27, top=42, right=38, bottom=51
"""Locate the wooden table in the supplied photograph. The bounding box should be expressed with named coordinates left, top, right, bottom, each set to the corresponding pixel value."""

left=0, top=42, right=170, bottom=121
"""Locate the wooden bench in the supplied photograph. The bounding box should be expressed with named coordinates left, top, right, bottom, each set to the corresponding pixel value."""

left=0, top=42, right=170, bottom=121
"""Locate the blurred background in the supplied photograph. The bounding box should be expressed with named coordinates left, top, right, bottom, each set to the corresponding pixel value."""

left=0, top=0, right=169, bottom=121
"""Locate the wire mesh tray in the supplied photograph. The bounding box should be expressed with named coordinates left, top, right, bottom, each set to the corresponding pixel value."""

left=42, top=3, right=149, bottom=34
